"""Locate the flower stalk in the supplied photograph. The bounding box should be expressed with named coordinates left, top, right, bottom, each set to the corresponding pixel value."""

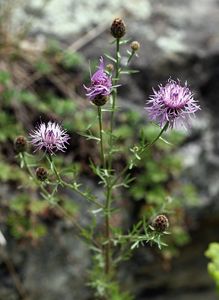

left=112, top=121, right=169, bottom=187
left=108, top=38, right=120, bottom=171
left=97, top=106, right=105, bottom=169
left=20, top=152, right=101, bottom=248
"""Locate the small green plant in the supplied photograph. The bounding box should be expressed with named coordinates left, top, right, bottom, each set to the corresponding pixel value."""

left=61, top=50, right=84, bottom=69
left=205, top=242, right=219, bottom=293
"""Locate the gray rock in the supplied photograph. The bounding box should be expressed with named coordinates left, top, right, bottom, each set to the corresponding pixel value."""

left=23, top=225, right=91, bottom=300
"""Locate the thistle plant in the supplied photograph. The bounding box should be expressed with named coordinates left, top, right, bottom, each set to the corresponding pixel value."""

left=15, top=18, right=200, bottom=299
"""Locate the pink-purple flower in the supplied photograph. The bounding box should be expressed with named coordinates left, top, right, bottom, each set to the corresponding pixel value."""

left=30, top=121, right=70, bottom=153
left=145, top=79, right=200, bottom=129
left=84, top=57, right=112, bottom=102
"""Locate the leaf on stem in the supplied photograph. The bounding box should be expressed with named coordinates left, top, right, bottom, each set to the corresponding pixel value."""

left=104, top=53, right=116, bottom=63
left=78, top=131, right=100, bottom=142
left=119, top=39, right=130, bottom=45
left=159, top=136, right=173, bottom=145
left=120, top=70, right=139, bottom=75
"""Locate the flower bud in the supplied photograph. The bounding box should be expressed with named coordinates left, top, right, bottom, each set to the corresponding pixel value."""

left=152, top=215, right=169, bottom=232
left=92, top=95, right=108, bottom=106
left=14, top=136, right=27, bottom=153
left=111, top=18, right=126, bottom=39
left=36, top=167, right=48, bottom=181
left=106, top=64, right=114, bottom=72
left=131, top=41, right=140, bottom=52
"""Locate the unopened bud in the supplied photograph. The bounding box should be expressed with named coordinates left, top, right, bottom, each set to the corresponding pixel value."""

left=131, top=41, right=140, bottom=52
left=152, top=215, right=169, bottom=232
left=106, top=64, right=114, bottom=72
left=14, top=136, right=27, bottom=153
left=36, top=167, right=48, bottom=181
left=111, top=18, right=126, bottom=39
left=92, top=95, right=108, bottom=106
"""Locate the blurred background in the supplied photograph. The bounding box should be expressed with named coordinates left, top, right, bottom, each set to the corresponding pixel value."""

left=0, top=0, right=219, bottom=299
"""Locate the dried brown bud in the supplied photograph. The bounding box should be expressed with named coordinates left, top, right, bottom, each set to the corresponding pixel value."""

left=36, top=167, right=48, bottom=181
left=152, top=215, right=169, bottom=232
left=92, top=95, right=108, bottom=106
left=106, top=64, right=114, bottom=72
left=14, top=136, right=27, bottom=153
left=131, top=41, right=140, bottom=51
left=111, top=18, right=126, bottom=39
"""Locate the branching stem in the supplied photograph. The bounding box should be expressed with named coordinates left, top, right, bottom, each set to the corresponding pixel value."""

left=112, top=121, right=169, bottom=186
left=46, top=154, right=103, bottom=207
left=21, top=152, right=100, bottom=247
left=97, top=106, right=105, bottom=168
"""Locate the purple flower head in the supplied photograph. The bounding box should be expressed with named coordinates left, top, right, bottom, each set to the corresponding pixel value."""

left=30, top=121, right=70, bottom=154
left=84, top=57, right=112, bottom=101
left=145, top=79, right=200, bottom=129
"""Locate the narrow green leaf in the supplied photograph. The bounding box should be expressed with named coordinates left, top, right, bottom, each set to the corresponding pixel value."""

left=119, top=39, right=130, bottom=45
left=120, top=70, right=139, bottom=74
left=104, top=53, right=116, bottom=63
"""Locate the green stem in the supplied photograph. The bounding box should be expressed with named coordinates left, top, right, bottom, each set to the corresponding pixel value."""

left=21, top=153, right=100, bottom=247
left=22, top=152, right=54, bottom=198
left=47, top=154, right=103, bottom=208
left=47, top=155, right=103, bottom=207
left=127, top=50, right=135, bottom=64
left=108, top=38, right=120, bottom=171
left=112, top=122, right=169, bottom=186
left=21, top=152, right=34, bottom=177
left=104, top=38, right=120, bottom=277
left=97, top=106, right=105, bottom=168
left=61, top=180, right=104, bottom=208
left=144, top=121, right=169, bottom=150
left=21, top=152, right=102, bottom=208
left=21, top=152, right=51, bottom=197
left=46, top=154, right=63, bottom=184
left=104, top=186, right=112, bottom=275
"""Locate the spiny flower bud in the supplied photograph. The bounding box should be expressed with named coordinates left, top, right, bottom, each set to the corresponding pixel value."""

left=92, top=95, right=108, bottom=106
left=131, top=41, right=140, bottom=52
left=152, top=215, right=169, bottom=232
left=111, top=18, right=126, bottom=39
left=106, top=63, right=114, bottom=72
left=14, top=136, right=27, bottom=153
left=36, top=167, right=48, bottom=181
